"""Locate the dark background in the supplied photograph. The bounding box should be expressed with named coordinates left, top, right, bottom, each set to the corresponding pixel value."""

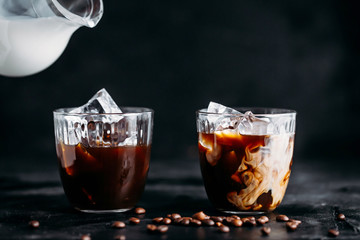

left=0, top=0, right=359, bottom=163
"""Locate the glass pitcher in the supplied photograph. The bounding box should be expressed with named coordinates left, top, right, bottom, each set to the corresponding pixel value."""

left=0, top=0, right=103, bottom=77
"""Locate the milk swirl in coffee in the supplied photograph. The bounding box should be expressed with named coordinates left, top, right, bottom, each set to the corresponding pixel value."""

left=197, top=102, right=296, bottom=212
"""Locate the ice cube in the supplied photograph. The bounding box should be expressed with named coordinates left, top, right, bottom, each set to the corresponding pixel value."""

left=62, top=89, right=123, bottom=145
left=206, top=102, right=271, bottom=135
left=62, top=116, right=84, bottom=145
left=237, top=111, right=270, bottom=135
left=207, top=102, right=241, bottom=131
left=207, top=101, right=240, bottom=114
left=70, top=88, right=122, bottom=114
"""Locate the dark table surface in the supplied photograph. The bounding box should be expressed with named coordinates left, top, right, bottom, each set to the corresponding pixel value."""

left=1, top=156, right=359, bottom=240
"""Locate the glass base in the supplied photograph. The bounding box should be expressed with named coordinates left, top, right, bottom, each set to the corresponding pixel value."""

left=218, top=209, right=265, bottom=215
left=75, top=207, right=132, bottom=213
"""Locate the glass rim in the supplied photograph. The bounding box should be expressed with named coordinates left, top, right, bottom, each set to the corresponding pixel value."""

left=53, top=106, right=154, bottom=116
left=197, top=107, right=296, bottom=117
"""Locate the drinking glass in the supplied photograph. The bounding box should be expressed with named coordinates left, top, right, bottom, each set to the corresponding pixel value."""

left=54, top=107, right=153, bottom=213
left=196, top=107, right=296, bottom=214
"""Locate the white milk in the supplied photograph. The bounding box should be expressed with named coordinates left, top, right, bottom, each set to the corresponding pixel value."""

left=0, top=16, right=79, bottom=77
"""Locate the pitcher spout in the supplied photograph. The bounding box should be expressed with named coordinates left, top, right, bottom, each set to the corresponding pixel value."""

left=49, top=0, right=103, bottom=28
left=32, top=0, right=103, bottom=28
left=0, top=0, right=104, bottom=77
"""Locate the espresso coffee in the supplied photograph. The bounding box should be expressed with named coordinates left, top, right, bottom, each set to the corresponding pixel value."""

left=57, top=142, right=151, bottom=211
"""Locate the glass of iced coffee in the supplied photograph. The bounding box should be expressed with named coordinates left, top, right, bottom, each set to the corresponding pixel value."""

left=53, top=89, right=153, bottom=213
left=197, top=102, right=296, bottom=214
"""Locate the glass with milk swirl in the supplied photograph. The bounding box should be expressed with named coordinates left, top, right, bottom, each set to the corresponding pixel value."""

left=197, top=102, right=296, bottom=214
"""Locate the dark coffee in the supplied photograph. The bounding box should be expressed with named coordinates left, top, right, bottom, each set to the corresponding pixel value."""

left=57, top=142, right=150, bottom=211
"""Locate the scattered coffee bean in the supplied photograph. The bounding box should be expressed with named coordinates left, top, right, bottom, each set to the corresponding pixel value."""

left=112, top=221, right=126, bottom=229
left=256, top=218, right=266, bottom=225
left=162, top=218, right=172, bottom=225
left=337, top=213, right=346, bottom=221
left=180, top=218, right=190, bottom=226
left=28, top=220, right=40, bottom=228
left=216, top=222, right=223, bottom=227
left=152, top=217, right=163, bottom=223
left=259, top=216, right=269, bottom=223
left=241, top=217, right=254, bottom=222
left=134, top=207, right=146, bottom=214
left=81, top=234, right=91, bottom=240
left=328, top=229, right=339, bottom=237
left=231, top=215, right=240, bottom=220
left=243, top=218, right=256, bottom=227
left=224, top=217, right=234, bottom=225
left=289, top=219, right=301, bottom=225
left=169, top=213, right=181, bottom=220
left=276, top=215, right=289, bottom=222
left=157, top=225, right=169, bottom=233
left=147, top=224, right=157, bottom=232
left=286, top=222, right=298, bottom=231
left=173, top=218, right=182, bottom=225
left=190, top=219, right=202, bottom=226
left=192, top=211, right=208, bottom=221
left=210, top=216, right=223, bottom=222
left=202, top=219, right=215, bottom=226
left=219, top=225, right=230, bottom=233
left=231, top=219, right=243, bottom=227
left=114, top=235, right=126, bottom=240
left=129, top=217, right=140, bottom=225
left=261, top=227, right=271, bottom=236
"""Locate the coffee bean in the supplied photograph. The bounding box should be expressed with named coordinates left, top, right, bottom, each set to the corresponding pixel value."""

left=192, top=211, right=208, bottom=221
left=173, top=218, right=182, bottom=225
left=180, top=218, right=190, bottom=226
left=337, top=213, right=346, bottom=221
left=157, top=225, right=168, bottom=233
left=259, top=216, right=269, bottom=223
left=152, top=217, right=163, bottom=223
left=231, top=219, right=243, bottom=227
left=202, top=219, right=215, bottom=226
left=81, top=234, right=91, bottom=240
left=190, top=219, right=202, bottom=226
left=243, top=218, right=256, bottom=227
left=169, top=213, right=181, bottom=220
left=112, top=221, right=126, bottom=229
left=261, top=227, right=271, bottom=236
left=215, top=222, right=223, bottom=227
left=147, top=224, right=157, bottom=232
left=328, top=229, right=339, bottom=237
left=289, top=219, right=301, bottom=225
left=224, top=217, right=234, bottom=225
left=210, top=216, right=223, bottom=222
left=162, top=218, right=172, bottom=225
left=114, top=235, right=126, bottom=240
left=134, top=207, right=146, bottom=214
left=256, top=218, right=266, bottom=225
left=219, top=225, right=230, bottom=233
left=286, top=222, right=298, bottom=231
left=231, top=215, right=240, bottom=220
left=29, top=220, right=40, bottom=228
left=241, top=217, right=255, bottom=223
left=129, top=217, right=140, bottom=225
left=276, top=215, right=289, bottom=222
